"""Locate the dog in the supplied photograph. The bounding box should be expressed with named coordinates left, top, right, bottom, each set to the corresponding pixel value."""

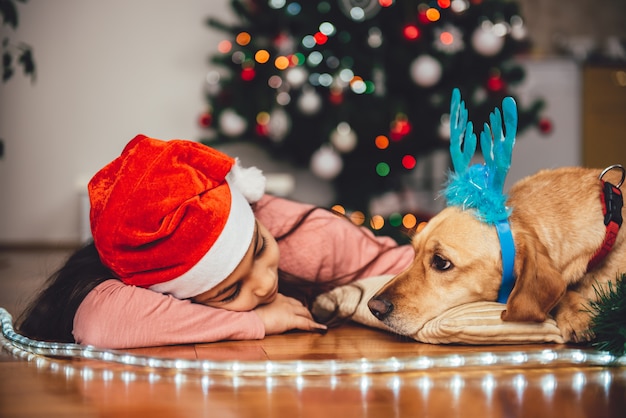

left=368, top=165, right=625, bottom=343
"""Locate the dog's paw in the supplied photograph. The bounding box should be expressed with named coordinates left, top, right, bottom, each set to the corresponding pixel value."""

left=555, top=308, right=593, bottom=343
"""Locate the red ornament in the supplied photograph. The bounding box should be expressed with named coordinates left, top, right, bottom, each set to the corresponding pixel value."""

left=241, top=68, right=255, bottom=81
left=538, top=117, right=553, bottom=135
left=255, top=122, right=268, bottom=136
left=486, top=75, right=505, bottom=92
left=390, top=117, right=412, bottom=141
left=198, top=111, right=212, bottom=128
left=329, top=90, right=344, bottom=105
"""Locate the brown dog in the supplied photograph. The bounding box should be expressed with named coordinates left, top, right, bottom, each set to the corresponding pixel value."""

left=368, top=166, right=625, bottom=343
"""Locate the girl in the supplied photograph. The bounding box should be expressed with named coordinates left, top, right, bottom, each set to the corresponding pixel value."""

left=17, top=135, right=414, bottom=349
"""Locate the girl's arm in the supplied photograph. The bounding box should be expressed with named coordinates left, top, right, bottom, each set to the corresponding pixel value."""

left=73, top=280, right=265, bottom=349
left=255, top=196, right=415, bottom=284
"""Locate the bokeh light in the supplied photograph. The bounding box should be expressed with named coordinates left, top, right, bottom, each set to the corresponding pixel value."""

left=370, top=215, right=385, bottom=230
left=331, top=204, right=346, bottom=215
left=402, top=214, right=417, bottom=229
left=236, top=32, right=251, bottom=46
left=376, top=162, right=391, bottom=177
left=402, top=155, right=417, bottom=169
left=255, top=49, right=270, bottom=64
left=275, top=56, right=290, bottom=70
left=350, top=211, right=365, bottom=225
left=375, top=135, right=390, bottom=149
left=217, top=40, right=232, bottom=54
left=426, top=8, right=441, bottom=22
left=389, top=212, right=402, bottom=227
left=403, top=24, right=420, bottom=40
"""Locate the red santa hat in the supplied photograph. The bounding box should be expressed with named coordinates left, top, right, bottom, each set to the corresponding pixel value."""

left=88, top=134, right=265, bottom=299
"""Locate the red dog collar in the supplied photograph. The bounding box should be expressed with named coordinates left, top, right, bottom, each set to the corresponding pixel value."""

left=587, top=165, right=624, bottom=272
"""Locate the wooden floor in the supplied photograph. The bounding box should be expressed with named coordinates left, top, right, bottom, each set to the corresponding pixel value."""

left=1, top=248, right=625, bottom=417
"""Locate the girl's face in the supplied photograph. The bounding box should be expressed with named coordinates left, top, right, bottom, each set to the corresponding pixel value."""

left=191, top=220, right=280, bottom=311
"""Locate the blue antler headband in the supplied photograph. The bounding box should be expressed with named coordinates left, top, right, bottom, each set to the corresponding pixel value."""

left=443, top=88, right=517, bottom=303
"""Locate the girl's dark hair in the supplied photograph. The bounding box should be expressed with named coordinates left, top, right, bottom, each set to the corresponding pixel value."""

left=16, top=243, right=114, bottom=342
left=16, top=203, right=401, bottom=342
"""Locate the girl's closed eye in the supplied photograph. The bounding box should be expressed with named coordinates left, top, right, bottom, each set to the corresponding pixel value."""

left=219, top=282, right=242, bottom=303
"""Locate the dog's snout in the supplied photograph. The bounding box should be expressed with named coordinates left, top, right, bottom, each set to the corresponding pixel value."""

left=368, top=297, right=394, bottom=320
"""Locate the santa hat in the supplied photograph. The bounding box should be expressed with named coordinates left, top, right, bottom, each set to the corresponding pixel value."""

left=88, top=134, right=266, bottom=299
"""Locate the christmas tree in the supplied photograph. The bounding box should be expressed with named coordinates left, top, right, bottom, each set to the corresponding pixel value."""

left=199, top=0, right=545, bottom=240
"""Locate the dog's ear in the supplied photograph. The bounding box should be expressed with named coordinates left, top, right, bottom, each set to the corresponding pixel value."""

left=501, top=232, right=566, bottom=322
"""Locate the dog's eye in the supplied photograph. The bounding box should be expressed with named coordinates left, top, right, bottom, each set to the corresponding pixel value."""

left=432, top=254, right=452, bottom=271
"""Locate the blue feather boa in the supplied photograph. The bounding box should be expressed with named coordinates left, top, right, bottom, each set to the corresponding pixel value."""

left=443, top=163, right=511, bottom=225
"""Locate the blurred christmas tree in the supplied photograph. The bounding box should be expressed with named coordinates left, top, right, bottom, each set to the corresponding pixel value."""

left=199, top=0, right=545, bottom=238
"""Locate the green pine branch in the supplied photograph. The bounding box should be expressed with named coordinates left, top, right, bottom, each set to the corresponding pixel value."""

left=587, top=274, right=626, bottom=357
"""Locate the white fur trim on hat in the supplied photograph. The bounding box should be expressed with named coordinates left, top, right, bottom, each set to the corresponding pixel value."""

left=148, top=180, right=256, bottom=299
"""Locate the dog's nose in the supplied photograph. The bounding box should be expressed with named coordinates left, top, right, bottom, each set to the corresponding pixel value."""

left=368, top=297, right=394, bottom=320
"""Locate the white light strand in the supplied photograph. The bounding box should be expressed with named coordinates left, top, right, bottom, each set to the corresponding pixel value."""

left=1, top=308, right=625, bottom=377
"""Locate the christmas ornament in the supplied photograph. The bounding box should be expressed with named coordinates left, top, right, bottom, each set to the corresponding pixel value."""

left=433, top=24, right=464, bottom=54
left=330, top=122, right=357, bottom=153
left=438, top=113, right=451, bottom=139
left=538, top=117, right=553, bottom=135
left=204, top=70, right=222, bottom=96
left=486, top=73, right=505, bottom=92
left=367, top=27, right=383, bottom=48
left=297, top=86, right=322, bottom=115
left=410, top=55, right=442, bottom=87
left=471, top=24, right=505, bottom=56
left=218, top=108, right=247, bottom=137
left=286, top=66, right=308, bottom=88
left=310, top=145, right=343, bottom=180
left=198, top=111, right=212, bottom=129
left=267, top=107, right=291, bottom=142
left=338, top=0, right=382, bottom=21
left=509, top=15, right=527, bottom=41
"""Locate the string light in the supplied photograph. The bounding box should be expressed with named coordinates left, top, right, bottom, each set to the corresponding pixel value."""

left=376, top=162, right=391, bottom=177
left=255, top=49, right=270, bottom=64
left=370, top=215, right=385, bottom=230
left=274, top=56, right=290, bottom=70
left=402, top=24, right=420, bottom=41
left=314, top=32, right=329, bottom=45
left=331, top=204, right=346, bottom=215
left=402, top=155, right=417, bottom=170
left=375, top=135, right=390, bottom=149
left=2, top=309, right=625, bottom=378
left=350, top=211, right=365, bottom=225
left=402, top=214, right=418, bottom=229
left=426, top=8, right=441, bottom=22
left=217, top=40, right=232, bottom=54
left=389, top=212, right=403, bottom=227
left=235, top=32, right=251, bottom=46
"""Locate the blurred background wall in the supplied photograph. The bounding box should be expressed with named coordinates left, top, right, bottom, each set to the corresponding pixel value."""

left=0, top=0, right=624, bottom=246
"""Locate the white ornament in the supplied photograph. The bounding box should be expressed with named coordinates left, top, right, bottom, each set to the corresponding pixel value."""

left=410, top=55, right=442, bottom=88
left=218, top=109, right=247, bottom=137
left=286, top=67, right=308, bottom=88
left=438, top=113, right=451, bottom=140
left=310, top=146, right=343, bottom=180
left=330, top=122, right=357, bottom=153
left=471, top=26, right=505, bottom=56
left=297, top=87, right=322, bottom=115
left=267, top=107, right=291, bottom=143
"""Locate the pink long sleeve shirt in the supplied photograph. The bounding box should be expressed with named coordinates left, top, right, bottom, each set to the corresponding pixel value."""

left=73, top=195, right=414, bottom=348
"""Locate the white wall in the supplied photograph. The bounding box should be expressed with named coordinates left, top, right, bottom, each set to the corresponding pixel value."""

left=0, top=0, right=235, bottom=244
left=0, top=1, right=582, bottom=245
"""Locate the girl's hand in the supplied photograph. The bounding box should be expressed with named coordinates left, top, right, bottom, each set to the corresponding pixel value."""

left=254, top=294, right=328, bottom=335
